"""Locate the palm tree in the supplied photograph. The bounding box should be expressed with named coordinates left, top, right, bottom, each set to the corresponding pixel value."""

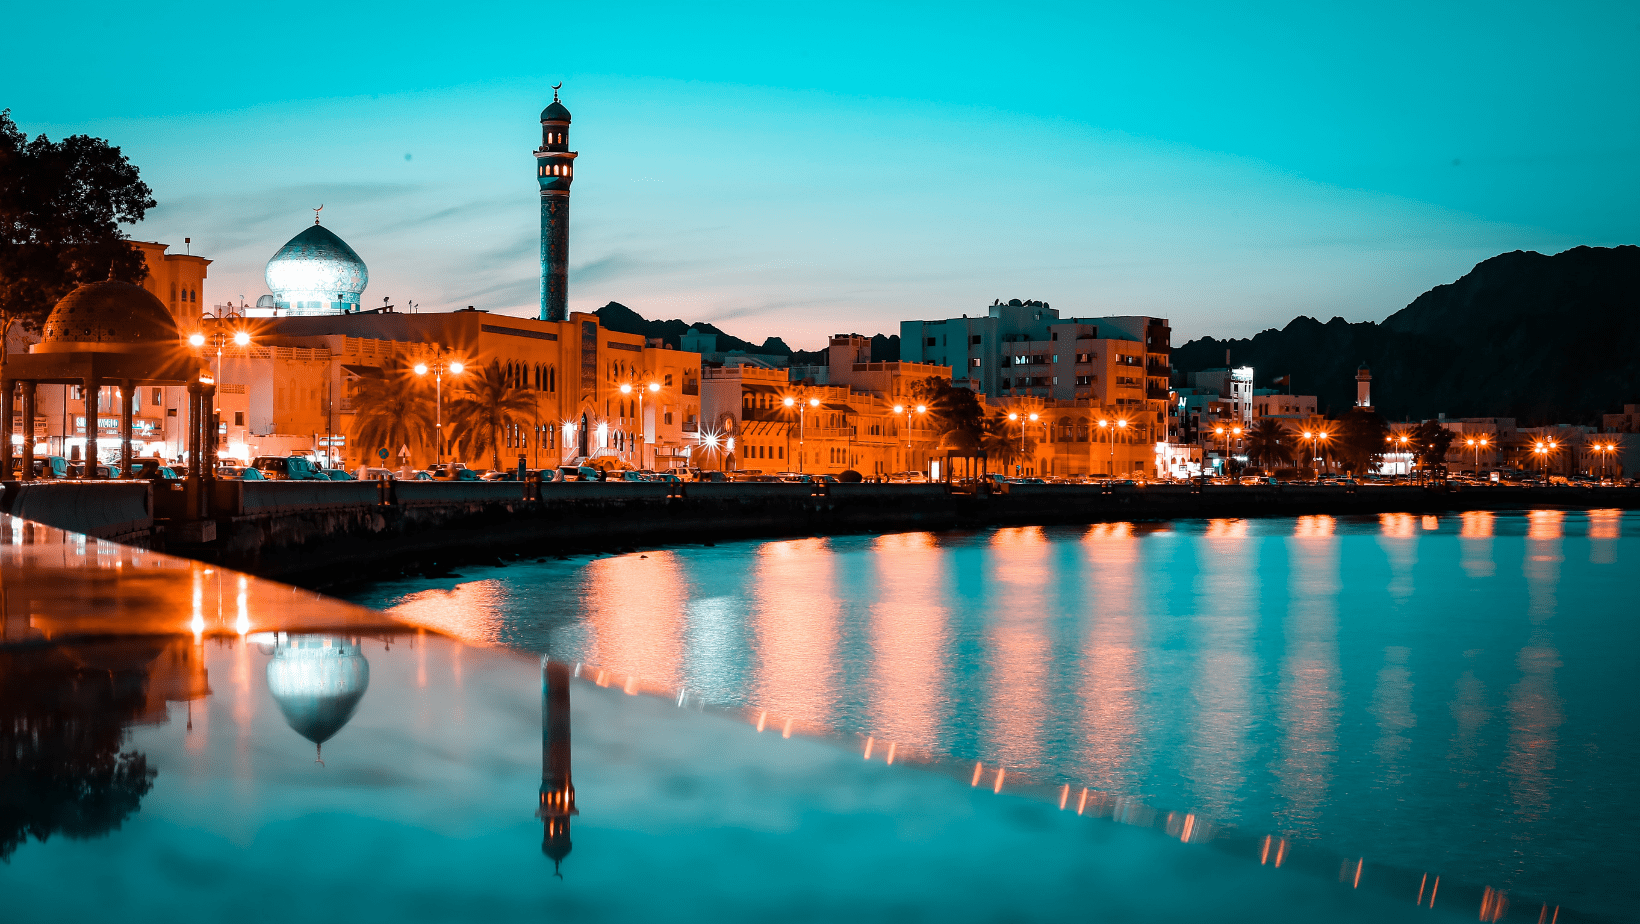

left=1244, top=418, right=1292, bottom=471
left=348, top=357, right=435, bottom=468
left=981, top=411, right=1034, bottom=473
left=447, top=361, right=537, bottom=470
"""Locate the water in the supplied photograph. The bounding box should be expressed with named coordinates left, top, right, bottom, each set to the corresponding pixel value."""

left=351, top=510, right=1640, bottom=919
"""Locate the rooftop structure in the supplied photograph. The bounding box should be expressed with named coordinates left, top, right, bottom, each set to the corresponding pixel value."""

left=264, top=218, right=369, bottom=316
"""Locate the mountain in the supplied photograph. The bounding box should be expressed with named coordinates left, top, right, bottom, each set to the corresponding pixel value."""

left=1172, top=246, right=1640, bottom=424
left=592, top=302, right=900, bottom=362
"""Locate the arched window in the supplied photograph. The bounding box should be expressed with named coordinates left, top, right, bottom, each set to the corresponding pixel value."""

left=549, top=366, right=556, bottom=392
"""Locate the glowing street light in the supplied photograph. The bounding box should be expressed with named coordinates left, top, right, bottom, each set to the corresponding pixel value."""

left=1464, top=435, right=1491, bottom=474
left=619, top=379, right=663, bottom=468
left=892, top=403, right=928, bottom=473
left=187, top=332, right=206, bottom=347
left=415, top=352, right=466, bottom=463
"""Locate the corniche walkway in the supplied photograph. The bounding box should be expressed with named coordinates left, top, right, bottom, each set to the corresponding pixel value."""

left=0, top=511, right=1597, bottom=923
left=4, top=477, right=1639, bottom=588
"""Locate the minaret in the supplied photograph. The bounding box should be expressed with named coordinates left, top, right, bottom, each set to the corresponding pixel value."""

left=1355, top=362, right=1372, bottom=409
left=538, top=658, right=577, bottom=875
left=536, top=86, right=577, bottom=322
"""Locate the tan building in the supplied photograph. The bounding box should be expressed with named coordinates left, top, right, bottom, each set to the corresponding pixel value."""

left=130, top=241, right=210, bottom=332
left=220, top=309, right=702, bottom=471
left=701, top=338, right=954, bottom=477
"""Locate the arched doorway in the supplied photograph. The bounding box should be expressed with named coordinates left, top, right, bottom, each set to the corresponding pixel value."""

left=578, top=411, right=589, bottom=458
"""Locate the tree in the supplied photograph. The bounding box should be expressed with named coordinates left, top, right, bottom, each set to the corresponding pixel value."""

left=347, top=358, right=436, bottom=468
left=1333, top=408, right=1390, bottom=475
left=1244, top=418, right=1292, bottom=470
left=447, top=362, right=536, bottom=470
left=0, top=110, right=155, bottom=374
left=981, top=411, right=1035, bottom=471
left=1411, top=419, right=1456, bottom=476
left=909, top=377, right=984, bottom=436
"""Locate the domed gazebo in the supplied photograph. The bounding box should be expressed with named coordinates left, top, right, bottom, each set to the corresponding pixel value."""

left=936, top=429, right=987, bottom=485
left=2, top=278, right=214, bottom=483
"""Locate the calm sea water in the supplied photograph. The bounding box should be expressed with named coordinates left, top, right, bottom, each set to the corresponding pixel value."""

left=350, top=510, right=1639, bottom=918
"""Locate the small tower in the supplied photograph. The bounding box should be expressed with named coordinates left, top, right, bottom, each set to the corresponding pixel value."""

left=536, top=87, right=577, bottom=322
left=1355, top=362, right=1372, bottom=409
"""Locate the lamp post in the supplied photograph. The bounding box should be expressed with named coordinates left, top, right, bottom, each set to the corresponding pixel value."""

left=414, top=352, right=465, bottom=465
left=891, top=402, right=927, bottom=475
left=1006, top=410, right=1038, bottom=474
left=783, top=394, right=821, bottom=473
left=1097, top=417, right=1130, bottom=476
left=1593, top=441, right=1617, bottom=481
left=1211, top=423, right=1242, bottom=478
left=620, top=380, right=661, bottom=470
left=1465, top=435, right=1490, bottom=474
left=187, top=321, right=253, bottom=476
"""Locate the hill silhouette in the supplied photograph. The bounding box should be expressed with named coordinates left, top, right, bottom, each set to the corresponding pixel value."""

left=592, top=302, right=899, bottom=363
left=1172, top=246, right=1640, bottom=424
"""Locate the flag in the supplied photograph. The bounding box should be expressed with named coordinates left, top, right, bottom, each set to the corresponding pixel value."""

left=1273, top=375, right=1291, bottom=393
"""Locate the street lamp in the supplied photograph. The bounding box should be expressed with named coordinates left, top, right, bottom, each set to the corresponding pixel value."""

left=1098, top=417, right=1130, bottom=476
left=892, top=403, right=928, bottom=475
left=620, top=380, right=661, bottom=469
left=783, top=394, right=822, bottom=473
left=414, top=353, right=465, bottom=464
left=1592, top=440, right=1618, bottom=481
left=187, top=320, right=255, bottom=475
left=1464, top=435, right=1490, bottom=474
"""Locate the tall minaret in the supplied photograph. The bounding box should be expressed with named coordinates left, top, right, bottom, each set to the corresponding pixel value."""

left=1355, top=362, right=1373, bottom=408
left=536, top=87, right=576, bottom=322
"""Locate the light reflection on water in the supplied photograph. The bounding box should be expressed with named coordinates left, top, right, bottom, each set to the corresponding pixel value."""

left=352, top=509, right=1640, bottom=917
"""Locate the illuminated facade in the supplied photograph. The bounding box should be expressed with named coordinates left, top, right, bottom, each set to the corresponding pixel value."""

left=264, top=219, right=369, bottom=316
left=536, top=90, right=576, bottom=322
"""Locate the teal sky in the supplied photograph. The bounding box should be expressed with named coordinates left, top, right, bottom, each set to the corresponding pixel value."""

left=5, top=1, right=1635, bottom=347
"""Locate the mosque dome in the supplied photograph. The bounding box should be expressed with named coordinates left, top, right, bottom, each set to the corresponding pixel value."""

left=33, top=279, right=181, bottom=354
left=541, top=99, right=571, bottom=122
left=255, top=294, right=277, bottom=308
left=265, top=222, right=368, bottom=316
left=266, top=635, right=370, bottom=757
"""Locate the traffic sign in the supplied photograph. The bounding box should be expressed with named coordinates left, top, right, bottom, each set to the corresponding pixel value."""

left=378, top=447, right=389, bottom=460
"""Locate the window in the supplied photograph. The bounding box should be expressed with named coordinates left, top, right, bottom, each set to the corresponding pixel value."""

left=152, top=388, right=163, bottom=404
left=970, top=358, right=981, bottom=367
left=971, top=334, right=982, bottom=345
left=1052, top=332, right=1058, bottom=341
left=234, top=411, right=244, bottom=426
left=665, top=373, right=673, bottom=386
left=664, top=412, right=673, bottom=425
left=778, top=447, right=784, bottom=459
left=926, top=337, right=936, bottom=347
left=1075, top=375, right=1093, bottom=386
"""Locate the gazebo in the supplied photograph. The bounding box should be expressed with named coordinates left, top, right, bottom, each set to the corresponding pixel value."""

left=936, top=429, right=987, bottom=485
left=2, top=278, right=213, bottom=483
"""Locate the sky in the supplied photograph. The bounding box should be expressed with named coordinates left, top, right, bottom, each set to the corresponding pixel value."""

left=4, top=1, right=1636, bottom=348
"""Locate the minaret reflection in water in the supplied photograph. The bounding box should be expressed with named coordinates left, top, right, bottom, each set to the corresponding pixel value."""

left=539, top=658, right=577, bottom=876
left=262, top=635, right=370, bottom=764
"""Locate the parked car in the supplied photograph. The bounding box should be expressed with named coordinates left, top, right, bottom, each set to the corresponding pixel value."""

left=322, top=468, right=356, bottom=481
left=617, top=470, right=649, bottom=482
left=251, top=455, right=328, bottom=481
left=68, top=463, right=116, bottom=478
left=11, top=456, right=70, bottom=478
left=887, top=471, right=929, bottom=483
left=687, top=469, right=729, bottom=483
left=479, top=470, right=517, bottom=481
left=428, top=463, right=470, bottom=480
left=410, top=470, right=434, bottom=481
left=556, top=465, right=603, bottom=482
left=356, top=467, right=397, bottom=482
left=129, top=460, right=180, bottom=480
left=649, top=471, right=683, bottom=484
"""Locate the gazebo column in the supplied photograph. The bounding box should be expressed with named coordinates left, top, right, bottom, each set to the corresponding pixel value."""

left=1, top=379, right=13, bottom=479
left=84, top=377, right=100, bottom=478
left=20, top=382, right=36, bottom=481
left=119, top=379, right=134, bottom=477
left=186, top=381, right=203, bottom=481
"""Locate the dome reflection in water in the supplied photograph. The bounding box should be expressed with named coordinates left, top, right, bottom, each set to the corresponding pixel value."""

left=262, top=635, right=370, bottom=763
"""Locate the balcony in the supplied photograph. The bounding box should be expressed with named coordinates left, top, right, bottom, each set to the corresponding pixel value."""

left=1147, top=386, right=1171, bottom=400
left=681, top=382, right=700, bottom=396
left=681, top=420, right=699, bottom=433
